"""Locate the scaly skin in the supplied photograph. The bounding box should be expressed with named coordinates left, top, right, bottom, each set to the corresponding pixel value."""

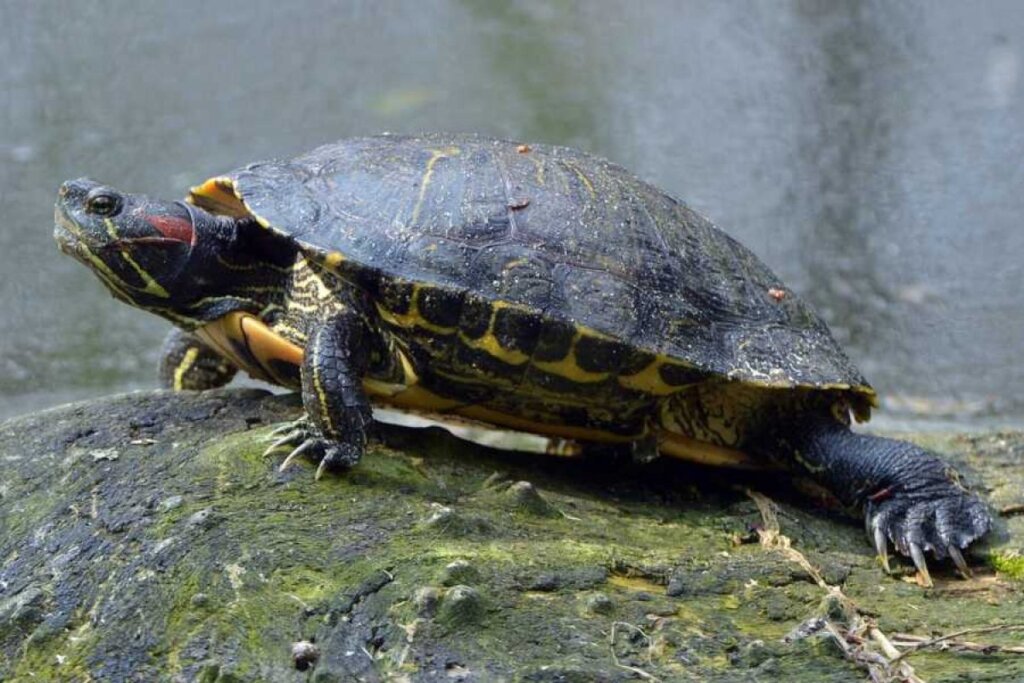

left=158, top=328, right=237, bottom=391
left=264, top=312, right=375, bottom=478
left=768, top=417, right=991, bottom=585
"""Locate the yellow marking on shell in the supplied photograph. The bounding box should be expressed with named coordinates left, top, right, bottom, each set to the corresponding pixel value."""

left=397, top=346, right=419, bottom=384
left=532, top=331, right=609, bottom=383
left=187, top=312, right=758, bottom=460
left=374, top=285, right=458, bottom=335
left=562, top=160, right=596, bottom=199
left=459, top=331, right=530, bottom=365
left=364, top=350, right=464, bottom=411
left=618, top=358, right=682, bottom=396
left=500, top=257, right=530, bottom=274
left=187, top=177, right=250, bottom=218
left=410, top=146, right=461, bottom=225
left=528, top=155, right=546, bottom=186
left=172, top=347, right=201, bottom=391
left=323, top=252, right=346, bottom=269
left=730, top=375, right=878, bottom=417
left=457, top=300, right=531, bottom=366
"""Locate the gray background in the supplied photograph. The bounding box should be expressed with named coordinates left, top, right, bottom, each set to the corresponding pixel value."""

left=2, top=1, right=1022, bottom=429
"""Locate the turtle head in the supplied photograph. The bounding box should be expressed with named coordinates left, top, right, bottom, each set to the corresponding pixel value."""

left=55, top=178, right=243, bottom=325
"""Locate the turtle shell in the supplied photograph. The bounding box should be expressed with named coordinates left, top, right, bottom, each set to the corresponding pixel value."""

left=188, top=134, right=874, bottom=408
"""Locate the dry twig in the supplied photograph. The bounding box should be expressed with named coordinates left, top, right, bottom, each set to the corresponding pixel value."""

left=890, top=624, right=1024, bottom=661
left=746, top=489, right=925, bottom=683
left=608, top=621, right=662, bottom=682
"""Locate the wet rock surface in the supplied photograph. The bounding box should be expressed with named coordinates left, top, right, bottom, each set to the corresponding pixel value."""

left=0, top=388, right=1022, bottom=681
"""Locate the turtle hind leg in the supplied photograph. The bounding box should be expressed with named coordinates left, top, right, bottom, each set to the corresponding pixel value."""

left=158, top=328, right=238, bottom=391
left=773, top=416, right=992, bottom=586
left=863, top=459, right=990, bottom=584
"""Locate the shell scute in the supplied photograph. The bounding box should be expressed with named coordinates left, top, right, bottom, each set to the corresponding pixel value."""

left=189, top=134, right=872, bottom=402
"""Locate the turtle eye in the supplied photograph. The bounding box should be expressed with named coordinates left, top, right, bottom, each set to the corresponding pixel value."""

left=85, top=191, right=122, bottom=217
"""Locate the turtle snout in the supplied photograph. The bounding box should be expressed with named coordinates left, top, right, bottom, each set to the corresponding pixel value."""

left=54, top=182, right=97, bottom=256
left=54, top=178, right=111, bottom=250
left=57, top=178, right=100, bottom=205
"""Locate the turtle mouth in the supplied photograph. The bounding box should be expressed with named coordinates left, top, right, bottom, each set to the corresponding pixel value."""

left=53, top=204, right=92, bottom=261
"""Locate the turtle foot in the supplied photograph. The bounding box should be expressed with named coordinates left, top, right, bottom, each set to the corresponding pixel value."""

left=865, top=483, right=991, bottom=586
left=262, top=418, right=362, bottom=479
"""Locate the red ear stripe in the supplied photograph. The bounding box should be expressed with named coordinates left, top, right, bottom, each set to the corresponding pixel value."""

left=146, top=214, right=196, bottom=245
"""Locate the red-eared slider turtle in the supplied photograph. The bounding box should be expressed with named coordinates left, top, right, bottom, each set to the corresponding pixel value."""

left=54, top=134, right=990, bottom=585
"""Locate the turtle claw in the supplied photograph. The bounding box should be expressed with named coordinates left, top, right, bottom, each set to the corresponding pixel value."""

left=261, top=417, right=364, bottom=477
left=264, top=417, right=309, bottom=440
left=262, top=430, right=305, bottom=457
left=864, top=480, right=990, bottom=585
left=909, top=542, right=933, bottom=587
left=948, top=545, right=972, bottom=579
left=315, top=458, right=330, bottom=481
left=279, top=439, right=316, bottom=472
left=873, top=525, right=891, bottom=574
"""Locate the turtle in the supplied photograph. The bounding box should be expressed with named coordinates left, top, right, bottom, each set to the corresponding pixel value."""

left=54, top=133, right=991, bottom=585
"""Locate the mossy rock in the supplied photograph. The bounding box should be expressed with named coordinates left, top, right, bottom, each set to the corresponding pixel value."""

left=0, top=389, right=1021, bottom=681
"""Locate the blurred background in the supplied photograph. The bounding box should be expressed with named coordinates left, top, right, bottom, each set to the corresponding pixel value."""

left=1, top=0, right=1022, bottom=429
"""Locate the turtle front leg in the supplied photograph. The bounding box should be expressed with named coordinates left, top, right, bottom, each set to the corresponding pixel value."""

left=267, top=312, right=374, bottom=479
left=776, top=417, right=992, bottom=586
left=158, top=328, right=238, bottom=391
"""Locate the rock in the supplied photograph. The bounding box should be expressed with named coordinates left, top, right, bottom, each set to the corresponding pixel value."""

left=0, top=388, right=1021, bottom=682
left=412, top=586, right=441, bottom=618
left=732, top=639, right=772, bottom=668
left=504, top=480, right=558, bottom=516
left=290, top=640, right=319, bottom=671
left=421, top=504, right=495, bottom=537
left=584, top=592, right=614, bottom=615
left=440, top=559, right=480, bottom=586
left=522, top=565, right=609, bottom=592
left=158, top=494, right=184, bottom=512
left=436, top=585, right=485, bottom=628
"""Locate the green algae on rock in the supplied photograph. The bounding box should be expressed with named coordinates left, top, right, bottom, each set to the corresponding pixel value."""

left=0, top=389, right=1022, bottom=681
